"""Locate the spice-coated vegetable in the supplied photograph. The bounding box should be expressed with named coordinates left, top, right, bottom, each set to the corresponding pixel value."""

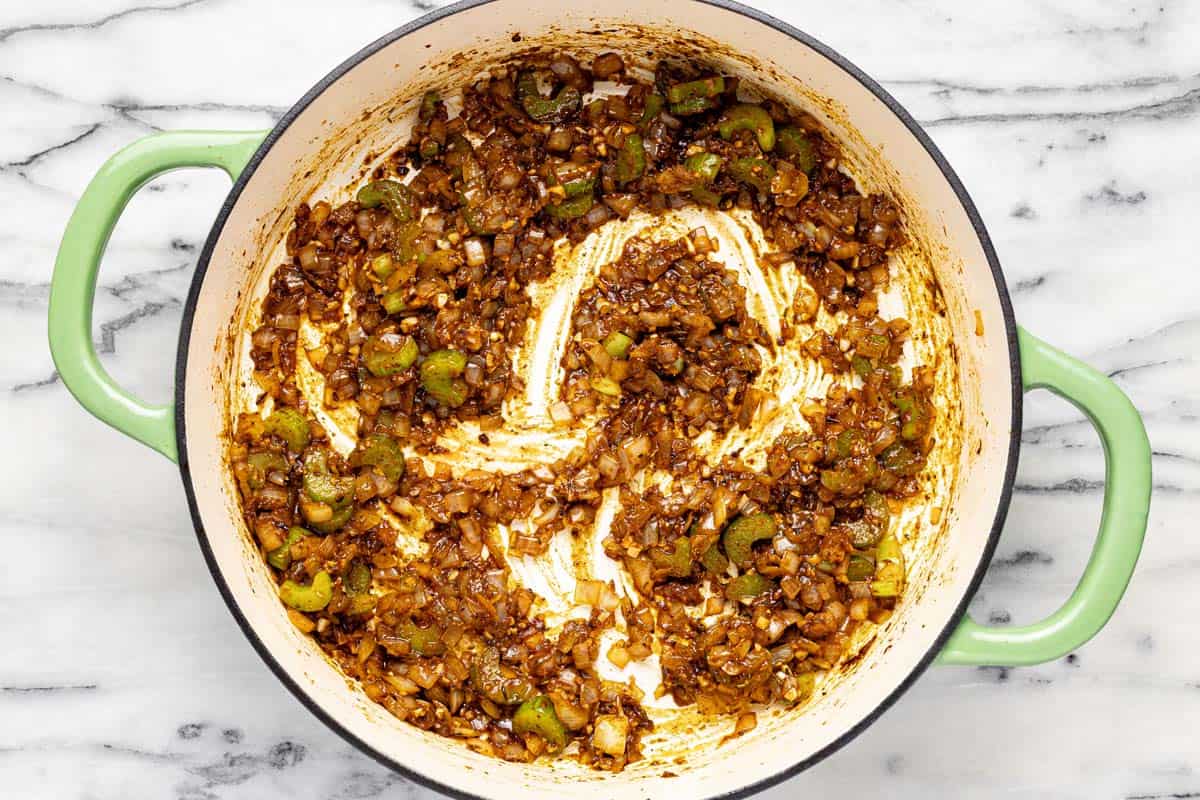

left=267, top=526, right=310, bottom=571
left=518, top=72, right=582, bottom=123
left=419, top=350, right=469, bottom=407
left=722, top=513, right=777, bottom=567
left=513, top=696, right=569, bottom=751
left=279, top=570, right=333, bottom=612
left=357, top=180, right=416, bottom=222
left=263, top=407, right=309, bottom=452
left=718, top=104, right=775, bottom=151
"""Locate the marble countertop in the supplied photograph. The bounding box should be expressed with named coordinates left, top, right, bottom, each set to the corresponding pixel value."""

left=1, top=1, right=1196, bottom=798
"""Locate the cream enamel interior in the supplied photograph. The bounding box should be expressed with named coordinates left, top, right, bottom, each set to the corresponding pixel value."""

left=181, top=2, right=1015, bottom=798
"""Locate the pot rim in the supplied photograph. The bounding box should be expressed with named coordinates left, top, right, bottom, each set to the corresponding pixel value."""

left=174, top=1, right=1022, bottom=797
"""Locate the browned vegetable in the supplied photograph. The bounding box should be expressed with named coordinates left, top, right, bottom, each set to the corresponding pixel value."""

left=233, top=48, right=930, bottom=774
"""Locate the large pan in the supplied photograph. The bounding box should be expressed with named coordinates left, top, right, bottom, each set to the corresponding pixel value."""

left=47, top=1, right=1151, bottom=798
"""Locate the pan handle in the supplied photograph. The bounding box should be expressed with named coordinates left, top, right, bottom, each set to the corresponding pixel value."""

left=48, top=131, right=267, bottom=462
left=938, top=327, right=1151, bottom=666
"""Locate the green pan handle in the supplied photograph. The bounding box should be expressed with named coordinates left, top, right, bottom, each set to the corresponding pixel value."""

left=48, top=131, right=267, bottom=463
left=939, top=327, right=1151, bottom=666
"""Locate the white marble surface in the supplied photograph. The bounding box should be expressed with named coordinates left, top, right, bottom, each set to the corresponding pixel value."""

left=1, top=0, right=1196, bottom=797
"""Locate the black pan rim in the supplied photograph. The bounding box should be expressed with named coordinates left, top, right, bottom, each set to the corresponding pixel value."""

left=174, top=1, right=1022, bottom=797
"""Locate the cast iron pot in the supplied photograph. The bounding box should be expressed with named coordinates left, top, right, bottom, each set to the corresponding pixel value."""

left=47, top=1, right=1152, bottom=798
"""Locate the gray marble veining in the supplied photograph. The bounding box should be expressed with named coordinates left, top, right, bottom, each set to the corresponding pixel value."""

left=1, top=1, right=1196, bottom=798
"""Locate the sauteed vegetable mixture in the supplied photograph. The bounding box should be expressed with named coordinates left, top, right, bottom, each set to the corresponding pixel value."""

left=232, top=51, right=932, bottom=769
